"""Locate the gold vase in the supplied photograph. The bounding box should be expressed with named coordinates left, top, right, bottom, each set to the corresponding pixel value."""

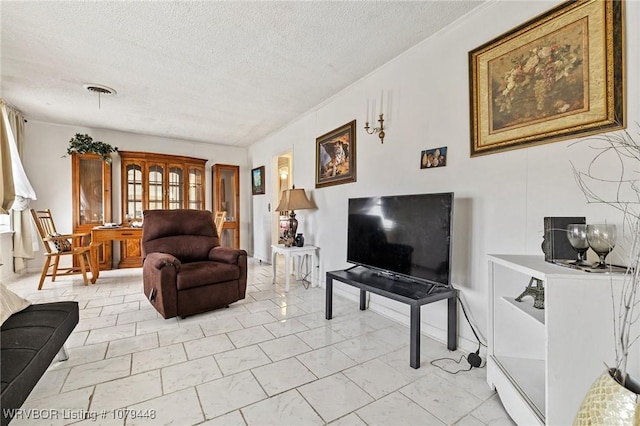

left=574, top=369, right=640, bottom=426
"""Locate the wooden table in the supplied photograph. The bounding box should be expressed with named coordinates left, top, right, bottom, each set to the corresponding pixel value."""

left=271, top=244, right=318, bottom=292
left=90, top=227, right=143, bottom=280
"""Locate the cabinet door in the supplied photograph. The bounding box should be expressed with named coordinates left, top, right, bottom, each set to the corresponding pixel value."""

left=147, top=161, right=166, bottom=211
left=212, top=164, right=240, bottom=248
left=187, top=165, right=205, bottom=210
left=123, top=161, right=144, bottom=221
left=72, top=154, right=112, bottom=270
left=167, top=163, right=185, bottom=209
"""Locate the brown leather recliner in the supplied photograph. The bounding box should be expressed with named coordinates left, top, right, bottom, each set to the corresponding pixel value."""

left=141, top=209, right=247, bottom=319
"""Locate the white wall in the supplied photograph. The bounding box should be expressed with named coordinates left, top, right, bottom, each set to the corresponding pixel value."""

left=23, top=121, right=250, bottom=268
left=248, top=0, right=640, bottom=352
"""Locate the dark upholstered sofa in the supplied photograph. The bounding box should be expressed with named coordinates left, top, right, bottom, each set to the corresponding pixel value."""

left=1, top=301, right=79, bottom=426
left=142, top=209, right=248, bottom=319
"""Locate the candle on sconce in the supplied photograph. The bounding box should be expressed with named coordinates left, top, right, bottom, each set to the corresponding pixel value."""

left=366, top=100, right=369, bottom=123
left=380, top=90, right=383, bottom=115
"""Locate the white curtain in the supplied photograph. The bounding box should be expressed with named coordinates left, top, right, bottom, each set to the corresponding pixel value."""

left=1, top=100, right=38, bottom=272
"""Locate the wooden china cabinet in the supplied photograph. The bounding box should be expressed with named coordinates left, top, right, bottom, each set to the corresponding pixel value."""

left=71, top=153, right=112, bottom=270
left=118, top=151, right=207, bottom=267
left=212, top=164, right=240, bottom=248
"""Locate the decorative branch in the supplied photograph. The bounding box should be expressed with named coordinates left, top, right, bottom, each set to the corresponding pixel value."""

left=571, top=125, right=640, bottom=387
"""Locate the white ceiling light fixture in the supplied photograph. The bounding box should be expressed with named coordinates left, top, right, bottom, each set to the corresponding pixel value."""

left=83, top=83, right=117, bottom=109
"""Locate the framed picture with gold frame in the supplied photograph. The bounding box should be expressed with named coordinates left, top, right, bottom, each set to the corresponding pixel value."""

left=469, top=0, right=624, bottom=157
left=315, top=120, right=356, bottom=188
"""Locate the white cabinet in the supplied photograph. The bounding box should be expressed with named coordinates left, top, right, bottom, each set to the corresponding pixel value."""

left=487, top=255, right=638, bottom=425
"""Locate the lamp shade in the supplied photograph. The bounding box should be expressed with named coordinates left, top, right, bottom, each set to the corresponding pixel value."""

left=276, top=188, right=314, bottom=212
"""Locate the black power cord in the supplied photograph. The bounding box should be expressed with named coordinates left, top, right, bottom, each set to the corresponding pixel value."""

left=431, top=295, right=486, bottom=374
left=457, top=294, right=486, bottom=368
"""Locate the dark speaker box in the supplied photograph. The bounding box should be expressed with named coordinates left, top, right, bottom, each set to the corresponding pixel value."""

left=542, top=217, right=586, bottom=262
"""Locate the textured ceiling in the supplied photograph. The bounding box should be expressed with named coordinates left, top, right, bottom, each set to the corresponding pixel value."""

left=1, top=1, right=483, bottom=147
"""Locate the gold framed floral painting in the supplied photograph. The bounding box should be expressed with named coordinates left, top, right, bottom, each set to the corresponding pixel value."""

left=469, top=0, right=624, bottom=157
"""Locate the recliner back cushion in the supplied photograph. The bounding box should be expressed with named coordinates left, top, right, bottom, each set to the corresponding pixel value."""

left=144, top=235, right=215, bottom=262
left=142, top=209, right=219, bottom=260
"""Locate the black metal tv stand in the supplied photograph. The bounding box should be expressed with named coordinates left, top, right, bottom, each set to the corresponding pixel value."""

left=325, top=267, right=458, bottom=369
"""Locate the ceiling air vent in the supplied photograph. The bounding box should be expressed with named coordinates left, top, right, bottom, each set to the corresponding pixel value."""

left=83, top=84, right=116, bottom=108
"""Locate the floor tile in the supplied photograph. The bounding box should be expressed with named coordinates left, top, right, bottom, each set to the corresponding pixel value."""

left=134, top=317, right=179, bottom=335
left=157, top=324, right=204, bottom=346
left=296, top=346, right=356, bottom=378
left=85, top=323, right=136, bottom=345
left=106, top=333, right=159, bottom=358
left=243, top=299, right=280, bottom=313
left=356, top=391, right=444, bottom=426
left=197, top=371, right=267, bottom=419
left=259, top=334, right=312, bottom=362
left=198, top=410, right=245, bottom=425
left=74, top=315, right=118, bottom=332
left=241, top=389, right=324, bottom=426
left=183, top=333, right=235, bottom=360
left=296, top=326, right=346, bottom=349
left=334, top=333, right=397, bottom=364
left=268, top=304, right=307, bottom=320
left=400, top=373, right=483, bottom=424
left=131, top=343, right=187, bottom=374
left=116, top=308, right=159, bottom=325
left=252, top=357, right=317, bottom=396
left=161, top=356, right=223, bottom=394
left=47, top=342, right=109, bottom=371
left=263, top=318, right=308, bottom=338
left=25, top=367, right=70, bottom=402
left=62, top=355, right=131, bottom=392
left=126, top=387, right=204, bottom=425
left=343, top=358, right=413, bottom=399
left=298, top=373, right=373, bottom=422
left=100, top=301, right=141, bottom=316
left=199, top=317, right=244, bottom=336
left=15, top=387, right=94, bottom=426
left=91, top=370, right=162, bottom=411
left=214, top=345, right=271, bottom=375
left=227, top=325, right=275, bottom=348
left=468, top=394, right=516, bottom=425
left=235, top=311, right=278, bottom=328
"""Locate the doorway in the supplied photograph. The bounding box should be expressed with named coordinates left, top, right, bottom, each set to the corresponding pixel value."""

left=273, top=152, right=292, bottom=246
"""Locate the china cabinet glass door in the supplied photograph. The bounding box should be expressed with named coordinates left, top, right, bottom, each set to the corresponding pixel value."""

left=72, top=153, right=112, bottom=269
left=188, top=166, right=204, bottom=210
left=212, top=164, right=240, bottom=248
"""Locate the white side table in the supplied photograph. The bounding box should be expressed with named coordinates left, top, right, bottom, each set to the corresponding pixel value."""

left=271, top=244, right=318, bottom=292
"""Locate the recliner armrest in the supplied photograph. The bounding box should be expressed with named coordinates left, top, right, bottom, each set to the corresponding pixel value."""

left=145, top=252, right=181, bottom=271
left=208, top=247, right=247, bottom=265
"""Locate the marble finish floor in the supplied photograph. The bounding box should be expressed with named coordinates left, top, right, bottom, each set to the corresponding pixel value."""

left=5, top=258, right=514, bottom=425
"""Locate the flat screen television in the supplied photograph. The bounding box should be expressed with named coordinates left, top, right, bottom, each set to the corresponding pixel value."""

left=347, top=192, right=453, bottom=287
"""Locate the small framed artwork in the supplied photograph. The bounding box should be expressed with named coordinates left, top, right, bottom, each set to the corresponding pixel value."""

left=469, top=0, right=624, bottom=157
left=316, top=120, right=356, bottom=188
left=251, top=166, right=265, bottom=195
left=420, top=146, right=447, bottom=169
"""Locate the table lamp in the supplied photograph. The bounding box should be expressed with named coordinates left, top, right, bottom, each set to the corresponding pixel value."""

left=276, top=187, right=314, bottom=245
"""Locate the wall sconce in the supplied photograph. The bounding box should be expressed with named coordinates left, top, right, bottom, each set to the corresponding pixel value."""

left=364, top=114, right=385, bottom=144
left=364, top=93, right=386, bottom=143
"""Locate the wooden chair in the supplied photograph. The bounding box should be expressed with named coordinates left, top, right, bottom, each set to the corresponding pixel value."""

left=213, top=211, right=226, bottom=239
left=30, top=209, right=96, bottom=290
